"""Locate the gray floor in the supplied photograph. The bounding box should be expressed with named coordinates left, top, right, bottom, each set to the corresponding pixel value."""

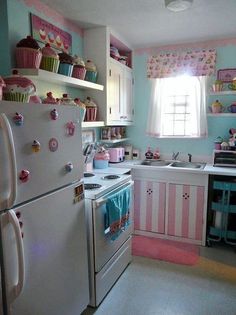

left=82, top=244, right=236, bottom=315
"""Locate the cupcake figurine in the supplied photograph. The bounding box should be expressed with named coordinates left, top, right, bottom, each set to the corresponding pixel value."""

left=0, top=77, right=6, bottom=101
left=40, top=44, right=59, bottom=73
left=3, top=70, right=36, bottom=102
left=85, top=60, right=98, bottom=83
left=72, top=55, right=86, bottom=80
left=84, top=96, right=97, bottom=121
left=58, top=52, right=74, bottom=76
left=74, top=98, right=86, bottom=121
left=15, top=35, right=42, bottom=69
left=42, top=92, right=59, bottom=105
left=60, top=93, right=76, bottom=106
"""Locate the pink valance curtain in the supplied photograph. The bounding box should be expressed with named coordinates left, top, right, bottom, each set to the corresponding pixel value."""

left=147, top=49, right=216, bottom=78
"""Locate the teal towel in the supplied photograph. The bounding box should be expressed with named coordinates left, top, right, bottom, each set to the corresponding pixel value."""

left=105, top=186, right=131, bottom=241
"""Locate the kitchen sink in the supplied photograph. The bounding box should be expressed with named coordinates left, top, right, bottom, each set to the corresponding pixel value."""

left=140, top=160, right=206, bottom=170
left=170, top=161, right=206, bottom=169
left=141, top=160, right=171, bottom=166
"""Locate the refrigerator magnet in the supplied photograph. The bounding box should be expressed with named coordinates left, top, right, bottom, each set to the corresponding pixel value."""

left=13, top=112, right=24, bottom=126
left=50, top=109, right=59, bottom=120
left=65, top=162, right=73, bottom=172
left=32, top=140, right=41, bottom=153
left=49, top=138, right=58, bottom=152
left=66, top=121, right=75, bottom=136
left=19, top=169, right=30, bottom=182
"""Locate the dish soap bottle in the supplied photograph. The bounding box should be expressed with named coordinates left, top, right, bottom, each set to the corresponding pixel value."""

left=145, top=147, right=153, bottom=160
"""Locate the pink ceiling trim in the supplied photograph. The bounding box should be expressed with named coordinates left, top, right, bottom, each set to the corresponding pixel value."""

left=20, top=0, right=84, bottom=37
left=134, top=38, right=236, bottom=55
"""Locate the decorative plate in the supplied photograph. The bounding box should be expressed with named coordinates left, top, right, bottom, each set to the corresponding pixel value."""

left=217, top=68, right=236, bottom=83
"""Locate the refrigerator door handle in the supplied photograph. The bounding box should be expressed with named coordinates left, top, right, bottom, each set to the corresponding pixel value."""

left=0, top=113, right=17, bottom=209
left=8, top=210, right=25, bottom=303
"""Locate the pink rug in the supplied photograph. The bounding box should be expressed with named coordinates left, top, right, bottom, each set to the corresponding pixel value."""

left=132, top=235, right=200, bottom=266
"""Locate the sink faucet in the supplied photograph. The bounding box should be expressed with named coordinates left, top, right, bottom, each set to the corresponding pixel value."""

left=188, top=153, right=192, bottom=162
left=172, top=151, right=179, bottom=160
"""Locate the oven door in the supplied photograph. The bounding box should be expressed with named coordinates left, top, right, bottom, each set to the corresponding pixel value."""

left=92, top=181, right=134, bottom=273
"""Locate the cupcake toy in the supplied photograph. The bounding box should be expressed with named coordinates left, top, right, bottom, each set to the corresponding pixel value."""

left=3, top=70, right=36, bottom=102
left=85, top=60, right=98, bottom=83
left=42, top=92, right=59, bottom=105
left=84, top=96, right=97, bottom=121
left=60, top=93, right=76, bottom=106
left=72, top=55, right=86, bottom=80
left=40, top=43, right=60, bottom=73
left=15, top=35, right=42, bottom=69
left=0, top=77, right=6, bottom=101
left=58, top=52, right=74, bottom=76
left=74, top=98, right=86, bottom=121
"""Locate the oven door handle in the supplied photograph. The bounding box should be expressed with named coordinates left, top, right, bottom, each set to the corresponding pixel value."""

left=94, top=181, right=133, bottom=208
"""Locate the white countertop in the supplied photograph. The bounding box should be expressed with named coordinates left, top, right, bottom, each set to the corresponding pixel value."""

left=106, top=160, right=236, bottom=176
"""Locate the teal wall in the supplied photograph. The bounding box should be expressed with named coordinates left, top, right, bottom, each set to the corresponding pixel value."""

left=0, top=1, right=11, bottom=76
left=128, top=45, right=236, bottom=159
left=1, top=0, right=84, bottom=99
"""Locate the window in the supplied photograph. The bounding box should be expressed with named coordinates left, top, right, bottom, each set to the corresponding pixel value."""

left=146, top=75, right=208, bottom=138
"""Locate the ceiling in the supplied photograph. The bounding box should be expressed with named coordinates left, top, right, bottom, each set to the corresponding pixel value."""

left=40, top=0, right=236, bottom=49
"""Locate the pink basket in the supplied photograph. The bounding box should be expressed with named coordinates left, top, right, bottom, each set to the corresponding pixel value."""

left=85, top=107, right=97, bottom=121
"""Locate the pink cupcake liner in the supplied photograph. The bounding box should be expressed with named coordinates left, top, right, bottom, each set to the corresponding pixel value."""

left=85, top=108, right=97, bottom=121
left=72, top=66, right=86, bottom=80
left=40, top=57, right=59, bottom=73
left=16, top=48, right=42, bottom=69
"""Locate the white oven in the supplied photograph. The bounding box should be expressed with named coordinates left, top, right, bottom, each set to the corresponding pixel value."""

left=84, top=173, right=133, bottom=307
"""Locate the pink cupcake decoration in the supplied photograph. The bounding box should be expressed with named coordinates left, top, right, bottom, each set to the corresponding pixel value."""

left=72, top=55, right=86, bottom=80
left=15, top=35, right=42, bottom=69
left=40, top=44, right=59, bottom=73
left=42, top=92, right=60, bottom=105
left=3, top=70, right=36, bottom=102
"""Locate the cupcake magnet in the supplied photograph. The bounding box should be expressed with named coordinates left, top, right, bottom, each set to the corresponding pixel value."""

left=13, top=112, right=24, bottom=126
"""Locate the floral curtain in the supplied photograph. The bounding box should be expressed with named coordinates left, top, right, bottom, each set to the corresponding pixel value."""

left=147, top=49, right=216, bottom=78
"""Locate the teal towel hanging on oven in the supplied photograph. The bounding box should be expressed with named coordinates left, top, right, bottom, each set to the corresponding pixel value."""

left=104, top=185, right=131, bottom=241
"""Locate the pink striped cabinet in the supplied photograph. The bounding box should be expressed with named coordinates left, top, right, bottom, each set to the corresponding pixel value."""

left=167, top=184, right=204, bottom=241
left=133, top=169, right=208, bottom=245
left=134, top=179, right=166, bottom=234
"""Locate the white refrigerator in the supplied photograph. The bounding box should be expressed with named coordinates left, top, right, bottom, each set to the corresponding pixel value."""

left=0, top=101, right=89, bottom=315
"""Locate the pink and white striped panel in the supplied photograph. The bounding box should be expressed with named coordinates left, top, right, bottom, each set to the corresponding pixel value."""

left=167, top=184, right=204, bottom=241
left=134, top=180, right=165, bottom=233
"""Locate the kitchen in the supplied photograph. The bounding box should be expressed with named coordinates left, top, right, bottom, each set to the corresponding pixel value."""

left=1, top=0, right=236, bottom=314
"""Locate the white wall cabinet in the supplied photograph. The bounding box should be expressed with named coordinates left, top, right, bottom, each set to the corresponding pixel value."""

left=84, top=26, right=134, bottom=126
left=108, top=58, right=134, bottom=123
left=132, top=169, right=208, bottom=245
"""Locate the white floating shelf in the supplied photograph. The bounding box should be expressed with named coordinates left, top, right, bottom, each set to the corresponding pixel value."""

left=15, top=68, right=104, bottom=91
left=82, top=121, right=105, bottom=128
left=208, top=91, right=236, bottom=96
left=207, top=113, right=236, bottom=117
left=99, top=138, right=130, bottom=144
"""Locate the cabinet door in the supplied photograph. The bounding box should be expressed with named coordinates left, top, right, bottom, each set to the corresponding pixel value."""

left=107, top=61, right=123, bottom=121
left=122, top=67, right=134, bottom=122
left=167, top=184, right=204, bottom=241
left=134, top=179, right=165, bottom=234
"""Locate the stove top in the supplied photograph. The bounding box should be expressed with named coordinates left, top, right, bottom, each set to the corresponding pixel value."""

left=83, top=172, right=131, bottom=199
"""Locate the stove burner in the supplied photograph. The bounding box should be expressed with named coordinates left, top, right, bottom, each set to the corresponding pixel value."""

left=84, top=183, right=102, bottom=190
left=102, top=175, right=121, bottom=180
left=84, top=173, right=95, bottom=177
